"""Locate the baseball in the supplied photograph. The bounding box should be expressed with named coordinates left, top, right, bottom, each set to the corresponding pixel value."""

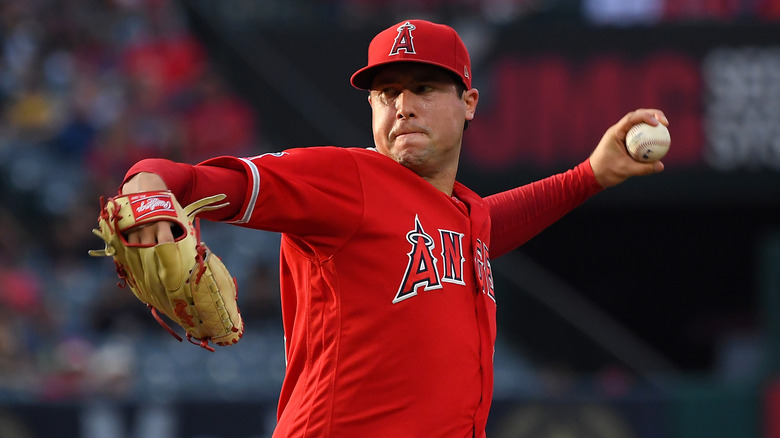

left=625, top=122, right=671, bottom=162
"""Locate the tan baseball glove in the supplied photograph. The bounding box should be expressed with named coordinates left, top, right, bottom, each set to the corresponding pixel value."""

left=89, top=190, right=244, bottom=351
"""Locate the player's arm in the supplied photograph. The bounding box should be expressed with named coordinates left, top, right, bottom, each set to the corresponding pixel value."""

left=487, top=108, right=670, bottom=258
left=486, top=161, right=601, bottom=258
left=119, top=158, right=246, bottom=245
left=589, top=108, right=667, bottom=188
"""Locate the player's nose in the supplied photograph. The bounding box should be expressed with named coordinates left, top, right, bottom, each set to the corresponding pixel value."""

left=395, top=89, right=416, bottom=120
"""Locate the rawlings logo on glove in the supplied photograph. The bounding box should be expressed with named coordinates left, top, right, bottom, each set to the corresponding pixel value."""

left=133, top=195, right=175, bottom=217
left=89, top=190, right=244, bottom=351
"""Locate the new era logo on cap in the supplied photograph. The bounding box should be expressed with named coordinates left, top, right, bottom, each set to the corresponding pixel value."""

left=351, top=19, right=472, bottom=90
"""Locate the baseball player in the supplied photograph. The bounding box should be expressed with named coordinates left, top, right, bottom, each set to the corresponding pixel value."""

left=117, top=19, right=666, bottom=438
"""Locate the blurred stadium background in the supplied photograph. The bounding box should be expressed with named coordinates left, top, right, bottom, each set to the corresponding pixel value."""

left=1, top=0, right=780, bottom=436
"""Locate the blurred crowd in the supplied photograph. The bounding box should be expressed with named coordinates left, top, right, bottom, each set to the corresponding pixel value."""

left=1, top=0, right=779, bottom=405
left=0, top=0, right=274, bottom=402
left=192, top=0, right=780, bottom=27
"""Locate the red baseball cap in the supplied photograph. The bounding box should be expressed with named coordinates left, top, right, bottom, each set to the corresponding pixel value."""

left=350, top=19, right=472, bottom=90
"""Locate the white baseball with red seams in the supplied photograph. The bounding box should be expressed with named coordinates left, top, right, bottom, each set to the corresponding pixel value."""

left=625, top=122, right=671, bottom=162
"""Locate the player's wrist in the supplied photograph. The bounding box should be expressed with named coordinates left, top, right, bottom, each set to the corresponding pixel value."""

left=121, top=172, right=168, bottom=194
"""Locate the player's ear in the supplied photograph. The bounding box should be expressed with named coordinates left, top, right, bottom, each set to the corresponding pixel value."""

left=464, top=88, right=478, bottom=121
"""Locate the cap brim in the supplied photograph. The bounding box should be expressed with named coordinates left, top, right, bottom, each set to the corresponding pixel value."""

left=350, top=64, right=381, bottom=90
left=350, top=59, right=467, bottom=90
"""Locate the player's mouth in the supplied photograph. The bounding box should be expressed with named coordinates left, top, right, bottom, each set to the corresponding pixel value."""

left=391, top=125, right=427, bottom=141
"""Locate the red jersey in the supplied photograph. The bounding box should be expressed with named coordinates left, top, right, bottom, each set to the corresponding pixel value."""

left=125, top=146, right=602, bottom=438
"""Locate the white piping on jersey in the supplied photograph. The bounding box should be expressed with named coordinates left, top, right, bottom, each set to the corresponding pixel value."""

left=227, top=157, right=260, bottom=224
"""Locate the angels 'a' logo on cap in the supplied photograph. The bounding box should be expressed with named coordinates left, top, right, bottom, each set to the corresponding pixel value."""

left=389, top=21, right=416, bottom=56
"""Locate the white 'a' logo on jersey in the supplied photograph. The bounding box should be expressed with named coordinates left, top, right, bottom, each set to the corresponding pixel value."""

left=393, top=215, right=466, bottom=303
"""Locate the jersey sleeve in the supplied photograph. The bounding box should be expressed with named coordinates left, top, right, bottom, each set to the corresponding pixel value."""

left=485, top=159, right=604, bottom=258
left=123, top=147, right=365, bottom=252
left=123, top=158, right=248, bottom=221
left=218, top=148, right=364, bottom=242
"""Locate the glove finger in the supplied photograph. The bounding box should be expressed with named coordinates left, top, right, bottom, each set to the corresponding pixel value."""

left=139, top=248, right=167, bottom=310
left=154, top=242, right=184, bottom=291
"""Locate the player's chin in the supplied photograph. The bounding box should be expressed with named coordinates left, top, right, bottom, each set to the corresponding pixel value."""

left=396, top=151, right=440, bottom=177
left=391, top=143, right=427, bottom=165
left=390, top=136, right=429, bottom=156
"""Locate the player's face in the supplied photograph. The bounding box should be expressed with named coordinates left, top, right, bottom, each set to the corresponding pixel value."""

left=368, top=64, right=478, bottom=182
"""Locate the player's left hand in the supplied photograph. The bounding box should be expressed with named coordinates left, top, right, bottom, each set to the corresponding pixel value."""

left=589, top=108, right=668, bottom=188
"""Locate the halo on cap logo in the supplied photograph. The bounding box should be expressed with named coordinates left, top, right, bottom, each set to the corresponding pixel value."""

left=389, top=21, right=416, bottom=56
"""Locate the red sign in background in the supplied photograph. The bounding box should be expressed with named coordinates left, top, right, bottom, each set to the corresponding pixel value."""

left=464, top=51, right=703, bottom=169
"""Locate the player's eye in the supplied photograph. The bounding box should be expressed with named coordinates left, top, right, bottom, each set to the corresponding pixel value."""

left=376, top=87, right=400, bottom=102
left=383, top=87, right=400, bottom=97
left=416, top=84, right=434, bottom=94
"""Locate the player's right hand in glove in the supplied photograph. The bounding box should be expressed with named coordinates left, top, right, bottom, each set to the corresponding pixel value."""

left=122, top=172, right=176, bottom=245
left=90, top=173, right=244, bottom=351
